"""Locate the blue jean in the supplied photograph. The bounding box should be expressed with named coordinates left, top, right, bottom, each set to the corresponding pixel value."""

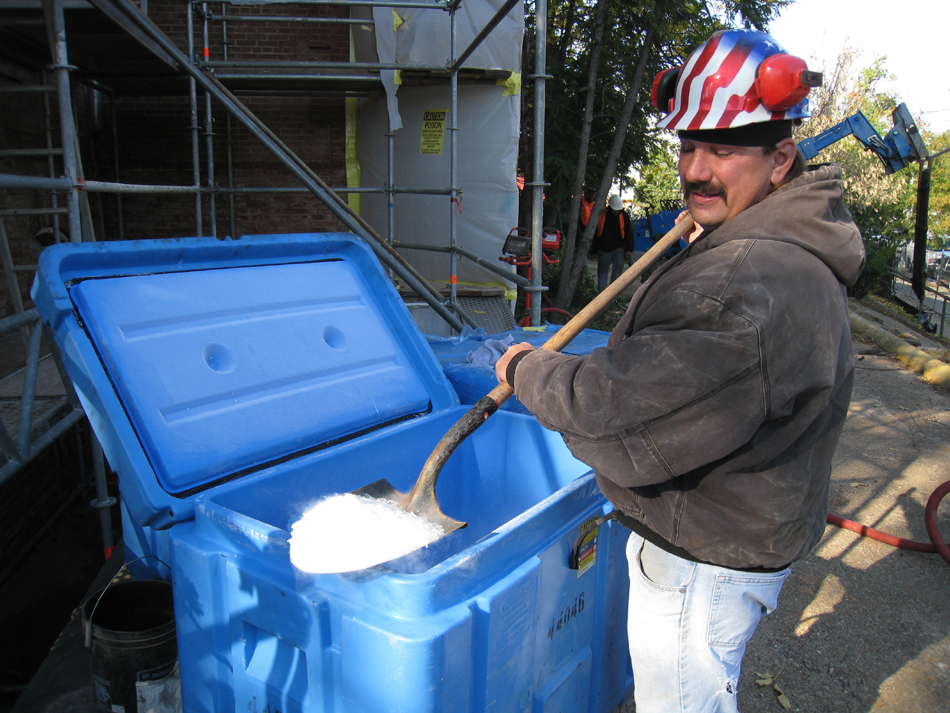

left=626, top=532, right=789, bottom=713
left=598, top=248, right=625, bottom=291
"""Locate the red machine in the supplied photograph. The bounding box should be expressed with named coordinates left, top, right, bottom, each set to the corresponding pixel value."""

left=500, top=228, right=574, bottom=326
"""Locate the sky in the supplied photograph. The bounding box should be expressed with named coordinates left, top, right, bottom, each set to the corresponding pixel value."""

left=769, top=0, right=950, bottom=135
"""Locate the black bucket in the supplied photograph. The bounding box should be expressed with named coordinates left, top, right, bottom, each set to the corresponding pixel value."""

left=82, top=579, right=178, bottom=713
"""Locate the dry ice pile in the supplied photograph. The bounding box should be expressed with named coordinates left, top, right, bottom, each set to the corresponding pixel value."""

left=289, top=493, right=444, bottom=573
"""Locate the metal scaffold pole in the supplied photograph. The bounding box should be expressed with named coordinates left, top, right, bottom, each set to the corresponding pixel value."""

left=529, top=0, right=548, bottom=326
left=448, top=4, right=459, bottom=311
left=108, top=89, right=125, bottom=240
left=42, top=78, right=64, bottom=243
left=202, top=2, right=217, bottom=238
left=387, top=130, right=395, bottom=245
left=221, top=3, right=238, bottom=236
left=44, top=0, right=82, bottom=243
left=186, top=0, right=204, bottom=237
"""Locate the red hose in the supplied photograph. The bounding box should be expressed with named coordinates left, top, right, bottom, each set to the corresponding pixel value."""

left=827, top=480, right=950, bottom=565
left=925, top=481, right=950, bottom=564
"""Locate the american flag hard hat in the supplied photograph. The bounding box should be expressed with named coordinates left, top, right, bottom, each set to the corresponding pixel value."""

left=654, top=29, right=821, bottom=132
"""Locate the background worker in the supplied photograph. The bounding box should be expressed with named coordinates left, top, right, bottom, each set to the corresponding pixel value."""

left=579, top=186, right=595, bottom=232
left=494, top=29, right=865, bottom=713
left=596, top=194, right=633, bottom=291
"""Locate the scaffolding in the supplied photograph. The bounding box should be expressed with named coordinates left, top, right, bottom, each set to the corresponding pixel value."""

left=0, top=0, right=549, bottom=490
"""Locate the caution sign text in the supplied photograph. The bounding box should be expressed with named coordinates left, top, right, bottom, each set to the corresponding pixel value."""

left=420, top=109, right=449, bottom=155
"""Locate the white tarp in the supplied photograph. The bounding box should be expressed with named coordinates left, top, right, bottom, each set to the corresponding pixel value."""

left=352, top=0, right=523, bottom=288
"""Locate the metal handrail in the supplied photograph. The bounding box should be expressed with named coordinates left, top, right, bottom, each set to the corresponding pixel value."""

left=0, top=307, right=118, bottom=576
left=0, top=308, right=85, bottom=488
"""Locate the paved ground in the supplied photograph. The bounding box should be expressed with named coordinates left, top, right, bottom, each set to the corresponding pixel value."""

left=5, top=297, right=950, bottom=713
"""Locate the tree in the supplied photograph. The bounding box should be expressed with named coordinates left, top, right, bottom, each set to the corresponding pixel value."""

left=796, top=49, right=950, bottom=296
left=631, top=138, right=681, bottom=213
left=922, top=127, right=950, bottom=245
left=519, top=0, right=792, bottom=312
left=801, top=51, right=916, bottom=247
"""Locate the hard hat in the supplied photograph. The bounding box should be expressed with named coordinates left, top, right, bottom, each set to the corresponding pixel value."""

left=608, top=195, right=623, bottom=211
left=651, top=29, right=822, bottom=133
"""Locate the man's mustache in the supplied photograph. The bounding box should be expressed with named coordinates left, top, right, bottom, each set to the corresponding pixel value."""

left=684, top=180, right=726, bottom=201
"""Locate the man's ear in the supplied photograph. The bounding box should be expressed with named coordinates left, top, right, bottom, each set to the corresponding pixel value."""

left=770, top=138, right=798, bottom=186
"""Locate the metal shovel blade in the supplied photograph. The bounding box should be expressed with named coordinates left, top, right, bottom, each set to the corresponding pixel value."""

left=350, top=478, right=468, bottom=537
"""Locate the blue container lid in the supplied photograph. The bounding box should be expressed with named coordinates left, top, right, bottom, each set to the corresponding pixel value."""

left=32, top=234, right=457, bottom=523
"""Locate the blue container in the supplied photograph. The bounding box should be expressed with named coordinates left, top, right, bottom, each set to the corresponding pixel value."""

left=427, top=327, right=612, bottom=415
left=32, top=233, right=633, bottom=713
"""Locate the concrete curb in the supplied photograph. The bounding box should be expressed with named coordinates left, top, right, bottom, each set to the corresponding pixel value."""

left=850, top=312, right=950, bottom=387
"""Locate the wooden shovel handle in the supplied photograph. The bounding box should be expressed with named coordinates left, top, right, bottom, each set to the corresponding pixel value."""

left=539, top=215, right=694, bottom=352
left=408, top=216, right=695, bottom=514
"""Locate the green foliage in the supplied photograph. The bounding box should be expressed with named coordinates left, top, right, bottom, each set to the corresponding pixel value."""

left=524, top=0, right=657, bottom=207
left=540, top=252, right=629, bottom=330
left=923, top=127, right=950, bottom=244
left=632, top=139, right=682, bottom=214
left=849, top=238, right=898, bottom=300
left=797, top=48, right=941, bottom=296
left=802, top=53, right=915, bottom=240
left=539, top=249, right=592, bottom=312
left=718, top=0, right=791, bottom=29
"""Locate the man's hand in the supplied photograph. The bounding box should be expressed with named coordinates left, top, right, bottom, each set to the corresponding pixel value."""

left=495, top=342, right=536, bottom=384
left=675, top=209, right=704, bottom=243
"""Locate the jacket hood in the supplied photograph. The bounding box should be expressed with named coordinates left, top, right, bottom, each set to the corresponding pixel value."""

left=703, top=164, right=866, bottom=286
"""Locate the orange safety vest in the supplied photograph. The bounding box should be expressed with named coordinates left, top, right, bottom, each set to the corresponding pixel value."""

left=596, top=211, right=626, bottom=240
left=580, top=196, right=593, bottom=226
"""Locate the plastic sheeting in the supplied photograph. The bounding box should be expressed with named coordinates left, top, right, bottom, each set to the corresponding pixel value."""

left=352, top=0, right=523, bottom=288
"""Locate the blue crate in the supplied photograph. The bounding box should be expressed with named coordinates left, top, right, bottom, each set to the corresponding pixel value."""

left=426, top=327, right=612, bottom=416
left=173, top=410, right=631, bottom=713
left=32, top=233, right=633, bottom=713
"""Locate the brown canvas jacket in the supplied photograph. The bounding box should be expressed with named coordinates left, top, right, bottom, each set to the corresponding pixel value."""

left=510, top=164, right=866, bottom=569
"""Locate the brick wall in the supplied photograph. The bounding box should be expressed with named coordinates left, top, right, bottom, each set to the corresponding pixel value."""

left=0, top=1, right=354, bottom=281
left=102, top=91, right=348, bottom=240
left=98, top=0, right=352, bottom=241
left=0, top=57, right=58, bottom=317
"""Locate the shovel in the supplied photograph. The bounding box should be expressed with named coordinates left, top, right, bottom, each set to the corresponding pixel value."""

left=353, top=215, right=696, bottom=537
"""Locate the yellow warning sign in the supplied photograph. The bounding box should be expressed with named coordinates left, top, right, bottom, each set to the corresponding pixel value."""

left=575, top=516, right=599, bottom=577
left=420, top=108, right=449, bottom=155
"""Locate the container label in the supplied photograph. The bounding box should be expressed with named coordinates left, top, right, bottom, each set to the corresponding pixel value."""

left=494, top=580, right=537, bottom=652
left=136, top=673, right=181, bottom=713
left=575, top=517, right=599, bottom=577
left=93, top=674, right=111, bottom=712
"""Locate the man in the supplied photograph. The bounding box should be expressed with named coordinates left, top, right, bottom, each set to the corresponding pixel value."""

left=495, top=29, right=865, bottom=712
left=579, top=187, right=595, bottom=232
left=596, top=194, right=632, bottom=291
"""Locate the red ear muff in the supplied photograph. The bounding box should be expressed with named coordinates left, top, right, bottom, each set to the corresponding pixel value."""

left=652, top=66, right=681, bottom=112
left=754, top=54, right=823, bottom=111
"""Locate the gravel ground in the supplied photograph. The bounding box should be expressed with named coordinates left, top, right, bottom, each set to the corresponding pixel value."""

left=623, top=298, right=950, bottom=713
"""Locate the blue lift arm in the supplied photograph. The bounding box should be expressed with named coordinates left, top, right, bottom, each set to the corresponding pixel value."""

left=797, top=103, right=928, bottom=174
left=798, top=102, right=934, bottom=303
